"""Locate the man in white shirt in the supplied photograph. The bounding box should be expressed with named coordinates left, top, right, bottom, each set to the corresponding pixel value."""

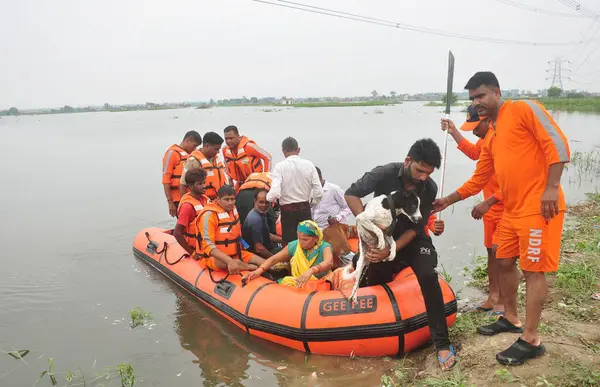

left=266, top=137, right=324, bottom=244
left=312, top=167, right=352, bottom=230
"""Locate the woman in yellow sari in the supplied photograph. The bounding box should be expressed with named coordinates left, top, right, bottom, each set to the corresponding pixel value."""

left=242, top=220, right=334, bottom=288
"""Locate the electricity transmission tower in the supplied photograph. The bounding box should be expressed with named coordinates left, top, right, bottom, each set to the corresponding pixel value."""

left=546, top=57, right=571, bottom=89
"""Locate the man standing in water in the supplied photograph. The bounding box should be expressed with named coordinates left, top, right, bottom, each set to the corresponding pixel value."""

left=180, top=132, right=228, bottom=201
left=161, top=131, right=202, bottom=217
left=344, top=138, right=456, bottom=371
left=223, top=125, right=272, bottom=191
left=267, top=137, right=323, bottom=245
left=441, top=106, right=505, bottom=315
left=434, top=71, right=570, bottom=365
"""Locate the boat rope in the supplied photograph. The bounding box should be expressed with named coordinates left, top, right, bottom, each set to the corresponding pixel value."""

left=207, top=268, right=229, bottom=284
left=145, top=232, right=187, bottom=265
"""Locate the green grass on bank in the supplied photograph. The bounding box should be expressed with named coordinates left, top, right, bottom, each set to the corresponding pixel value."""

left=290, top=100, right=402, bottom=108
left=538, top=97, right=600, bottom=113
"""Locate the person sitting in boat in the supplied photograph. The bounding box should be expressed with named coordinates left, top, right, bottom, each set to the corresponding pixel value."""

left=180, top=132, right=229, bottom=201
left=242, top=189, right=282, bottom=258
left=173, top=169, right=210, bottom=256
left=195, top=185, right=265, bottom=274
left=242, top=220, right=334, bottom=288
left=236, top=171, right=276, bottom=228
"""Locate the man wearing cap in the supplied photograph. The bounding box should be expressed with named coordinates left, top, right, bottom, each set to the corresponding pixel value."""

left=441, top=105, right=505, bottom=315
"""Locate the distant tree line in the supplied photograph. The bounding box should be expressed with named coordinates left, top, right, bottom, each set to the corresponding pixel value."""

left=0, top=107, right=19, bottom=116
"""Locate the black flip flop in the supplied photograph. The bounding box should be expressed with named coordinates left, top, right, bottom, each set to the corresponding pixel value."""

left=477, top=316, right=524, bottom=336
left=496, top=338, right=546, bottom=365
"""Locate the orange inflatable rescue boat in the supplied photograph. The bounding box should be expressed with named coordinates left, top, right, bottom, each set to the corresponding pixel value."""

left=133, top=228, right=457, bottom=357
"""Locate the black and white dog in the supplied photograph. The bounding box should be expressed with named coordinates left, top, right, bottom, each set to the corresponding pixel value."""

left=344, top=190, right=422, bottom=302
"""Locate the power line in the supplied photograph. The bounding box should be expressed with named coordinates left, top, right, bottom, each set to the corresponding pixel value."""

left=556, top=0, right=600, bottom=20
left=250, top=0, right=600, bottom=46
left=490, top=0, right=587, bottom=18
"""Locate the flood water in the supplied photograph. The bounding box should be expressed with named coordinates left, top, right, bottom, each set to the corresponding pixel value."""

left=1, top=103, right=599, bottom=386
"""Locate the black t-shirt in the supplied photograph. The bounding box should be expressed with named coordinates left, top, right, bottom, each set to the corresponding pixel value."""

left=345, top=162, right=437, bottom=241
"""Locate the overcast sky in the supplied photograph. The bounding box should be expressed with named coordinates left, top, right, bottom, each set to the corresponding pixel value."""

left=2, top=0, right=600, bottom=109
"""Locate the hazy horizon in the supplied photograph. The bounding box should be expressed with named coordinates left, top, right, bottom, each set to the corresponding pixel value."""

left=2, top=0, right=600, bottom=110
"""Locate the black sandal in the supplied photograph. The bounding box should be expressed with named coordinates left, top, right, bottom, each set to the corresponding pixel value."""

left=496, top=338, right=546, bottom=365
left=477, top=316, right=523, bottom=336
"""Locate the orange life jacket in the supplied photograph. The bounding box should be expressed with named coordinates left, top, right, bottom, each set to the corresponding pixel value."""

left=189, top=149, right=227, bottom=200
left=223, top=136, right=265, bottom=184
left=238, top=172, right=272, bottom=191
left=178, top=192, right=210, bottom=250
left=164, top=144, right=189, bottom=201
left=196, top=203, right=243, bottom=259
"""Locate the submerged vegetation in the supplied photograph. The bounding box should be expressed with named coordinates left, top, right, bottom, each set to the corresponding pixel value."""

left=3, top=349, right=137, bottom=386
left=129, top=307, right=153, bottom=328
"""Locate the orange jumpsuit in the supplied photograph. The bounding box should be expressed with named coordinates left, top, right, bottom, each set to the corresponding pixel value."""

left=455, top=133, right=505, bottom=249
left=454, top=100, right=570, bottom=272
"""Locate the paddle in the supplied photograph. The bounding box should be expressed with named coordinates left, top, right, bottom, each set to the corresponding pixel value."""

left=438, top=50, right=455, bottom=220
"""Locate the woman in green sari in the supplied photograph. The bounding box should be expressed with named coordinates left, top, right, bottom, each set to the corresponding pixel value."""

left=242, top=220, right=334, bottom=288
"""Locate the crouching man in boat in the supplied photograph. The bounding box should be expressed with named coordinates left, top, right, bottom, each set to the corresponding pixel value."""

left=242, top=220, right=337, bottom=289
left=173, top=169, right=210, bottom=257
left=242, top=189, right=282, bottom=258
left=195, top=185, right=266, bottom=274
left=344, top=138, right=456, bottom=371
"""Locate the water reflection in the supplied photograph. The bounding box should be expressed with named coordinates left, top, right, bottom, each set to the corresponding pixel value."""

left=168, top=281, right=396, bottom=387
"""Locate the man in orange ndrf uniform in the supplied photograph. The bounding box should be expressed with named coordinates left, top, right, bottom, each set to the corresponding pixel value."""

left=223, top=125, right=272, bottom=191
left=440, top=105, right=505, bottom=315
left=161, top=131, right=202, bottom=217
left=434, top=72, right=570, bottom=366
left=195, top=185, right=265, bottom=274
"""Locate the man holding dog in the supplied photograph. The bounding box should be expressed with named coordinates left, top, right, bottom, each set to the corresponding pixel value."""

left=345, top=138, right=456, bottom=371
left=434, top=71, right=570, bottom=366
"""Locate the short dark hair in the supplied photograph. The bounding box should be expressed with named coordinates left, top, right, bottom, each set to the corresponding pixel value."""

left=315, top=166, right=322, bottom=179
left=183, top=130, right=202, bottom=144
left=224, top=125, right=239, bottom=135
left=203, top=131, right=224, bottom=146
left=254, top=189, right=269, bottom=200
left=408, top=138, right=442, bottom=169
left=185, top=168, right=207, bottom=186
left=282, top=137, right=299, bottom=152
left=464, top=71, right=500, bottom=90
left=217, top=184, right=235, bottom=198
